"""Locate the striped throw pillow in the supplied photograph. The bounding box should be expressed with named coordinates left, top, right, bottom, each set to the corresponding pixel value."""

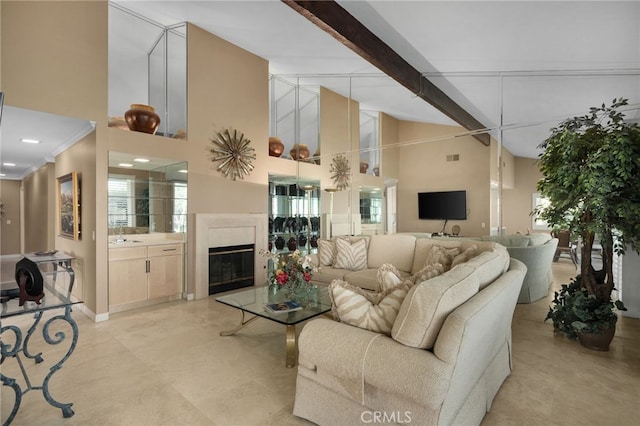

left=376, top=263, right=405, bottom=292
left=329, top=279, right=412, bottom=336
left=334, top=238, right=368, bottom=270
left=425, top=245, right=460, bottom=272
left=317, top=239, right=337, bottom=266
left=451, top=245, right=478, bottom=268
left=411, top=263, right=444, bottom=285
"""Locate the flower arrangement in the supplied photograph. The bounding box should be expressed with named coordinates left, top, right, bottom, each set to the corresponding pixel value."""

left=259, top=248, right=316, bottom=294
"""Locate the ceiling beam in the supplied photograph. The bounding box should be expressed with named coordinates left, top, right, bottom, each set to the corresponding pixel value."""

left=282, top=0, right=491, bottom=146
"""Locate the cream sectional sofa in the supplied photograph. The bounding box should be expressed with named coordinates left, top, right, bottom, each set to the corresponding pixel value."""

left=295, top=235, right=527, bottom=425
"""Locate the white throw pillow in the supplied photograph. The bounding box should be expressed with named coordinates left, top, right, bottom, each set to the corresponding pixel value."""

left=334, top=238, right=368, bottom=270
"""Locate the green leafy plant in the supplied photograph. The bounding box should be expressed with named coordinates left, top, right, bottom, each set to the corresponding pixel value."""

left=538, top=98, right=640, bottom=339
left=545, top=276, right=626, bottom=340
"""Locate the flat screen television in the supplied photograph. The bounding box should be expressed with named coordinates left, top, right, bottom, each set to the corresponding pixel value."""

left=418, top=190, right=467, bottom=220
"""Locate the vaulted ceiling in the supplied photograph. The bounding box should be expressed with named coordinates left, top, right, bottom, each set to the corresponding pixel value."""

left=2, top=1, right=639, bottom=180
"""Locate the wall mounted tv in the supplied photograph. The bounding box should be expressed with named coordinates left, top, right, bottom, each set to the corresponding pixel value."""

left=418, top=190, right=467, bottom=220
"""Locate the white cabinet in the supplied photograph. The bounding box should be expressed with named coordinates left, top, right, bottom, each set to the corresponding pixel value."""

left=147, top=244, right=183, bottom=299
left=109, top=243, right=183, bottom=312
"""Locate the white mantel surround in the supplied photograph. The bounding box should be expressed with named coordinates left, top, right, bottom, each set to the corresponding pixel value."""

left=192, top=213, right=268, bottom=300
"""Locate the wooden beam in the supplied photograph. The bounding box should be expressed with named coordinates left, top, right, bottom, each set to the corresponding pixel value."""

left=282, top=0, right=491, bottom=146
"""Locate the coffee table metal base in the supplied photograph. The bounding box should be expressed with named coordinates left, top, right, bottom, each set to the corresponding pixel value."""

left=220, top=311, right=298, bottom=368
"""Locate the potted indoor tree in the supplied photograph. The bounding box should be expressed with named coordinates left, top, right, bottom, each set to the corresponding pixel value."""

left=537, top=98, right=640, bottom=350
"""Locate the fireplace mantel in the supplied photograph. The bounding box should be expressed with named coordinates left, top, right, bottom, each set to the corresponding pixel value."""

left=191, top=214, right=268, bottom=300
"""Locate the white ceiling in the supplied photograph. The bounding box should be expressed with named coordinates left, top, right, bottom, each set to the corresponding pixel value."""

left=2, top=1, right=639, bottom=181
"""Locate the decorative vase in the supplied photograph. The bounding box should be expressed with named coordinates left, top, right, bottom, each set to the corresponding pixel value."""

left=287, top=236, right=297, bottom=251
left=268, top=240, right=273, bottom=252
left=578, top=324, right=616, bottom=351
left=298, top=233, right=307, bottom=248
left=372, top=164, right=380, bottom=177
left=290, top=143, right=310, bottom=161
left=313, top=148, right=321, bottom=165
left=124, top=104, right=161, bottom=135
left=310, top=235, right=318, bottom=248
left=360, top=160, right=369, bottom=174
left=268, top=137, right=285, bottom=157
left=275, top=236, right=285, bottom=250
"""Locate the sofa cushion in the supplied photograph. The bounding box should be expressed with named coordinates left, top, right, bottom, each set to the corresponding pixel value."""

left=317, top=238, right=337, bottom=266
left=480, top=234, right=529, bottom=247
left=465, top=250, right=510, bottom=290
left=391, top=264, right=480, bottom=349
left=367, top=234, right=417, bottom=272
left=345, top=268, right=401, bottom=291
left=329, top=279, right=412, bottom=335
left=334, top=238, right=368, bottom=270
left=526, top=232, right=552, bottom=246
left=312, top=265, right=350, bottom=284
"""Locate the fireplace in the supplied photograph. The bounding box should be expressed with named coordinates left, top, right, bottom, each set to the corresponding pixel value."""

left=208, top=244, right=255, bottom=294
left=193, top=214, right=268, bottom=300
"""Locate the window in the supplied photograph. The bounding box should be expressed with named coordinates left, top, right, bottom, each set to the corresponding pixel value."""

left=532, top=192, right=551, bottom=230
left=172, top=182, right=187, bottom=232
left=108, top=176, right=134, bottom=227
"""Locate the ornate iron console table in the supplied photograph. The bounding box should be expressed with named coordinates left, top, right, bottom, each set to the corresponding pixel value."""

left=1, top=253, right=81, bottom=425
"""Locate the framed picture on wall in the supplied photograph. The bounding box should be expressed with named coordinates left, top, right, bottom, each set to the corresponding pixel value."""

left=57, top=171, right=80, bottom=240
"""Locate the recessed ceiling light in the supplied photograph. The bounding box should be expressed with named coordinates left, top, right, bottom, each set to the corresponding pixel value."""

left=134, top=158, right=150, bottom=163
left=2, top=163, right=16, bottom=167
left=118, top=163, right=134, bottom=168
left=178, top=169, right=188, bottom=173
left=20, top=138, right=41, bottom=144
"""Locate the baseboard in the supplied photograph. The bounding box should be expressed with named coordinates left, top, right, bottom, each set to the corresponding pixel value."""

left=77, top=303, right=109, bottom=322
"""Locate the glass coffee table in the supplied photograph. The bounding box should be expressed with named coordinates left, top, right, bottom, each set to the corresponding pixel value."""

left=215, top=285, right=332, bottom=368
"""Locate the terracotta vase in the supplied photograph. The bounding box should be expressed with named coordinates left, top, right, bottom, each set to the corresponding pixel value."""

left=360, top=160, right=369, bottom=174
left=268, top=137, right=285, bottom=157
left=124, top=104, right=161, bottom=135
left=290, top=144, right=310, bottom=161
left=287, top=236, right=297, bottom=251
left=578, top=324, right=616, bottom=351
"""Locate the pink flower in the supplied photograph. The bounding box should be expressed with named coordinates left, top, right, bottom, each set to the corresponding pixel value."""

left=276, top=272, right=289, bottom=285
left=304, top=272, right=311, bottom=282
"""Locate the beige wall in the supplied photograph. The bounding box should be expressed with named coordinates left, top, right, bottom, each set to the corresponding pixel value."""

left=2, top=1, right=108, bottom=315
left=0, top=179, right=21, bottom=254
left=396, top=121, right=492, bottom=237
left=502, top=157, right=545, bottom=235
left=380, top=112, right=400, bottom=181
left=22, top=162, right=55, bottom=252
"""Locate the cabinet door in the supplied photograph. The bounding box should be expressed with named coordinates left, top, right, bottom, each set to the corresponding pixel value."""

left=108, top=258, right=148, bottom=307
left=148, top=244, right=183, bottom=299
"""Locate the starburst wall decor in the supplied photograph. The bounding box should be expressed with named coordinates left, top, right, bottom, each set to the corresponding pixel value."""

left=210, top=128, right=256, bottom=181
left=330, top=154, right=351, bottom=190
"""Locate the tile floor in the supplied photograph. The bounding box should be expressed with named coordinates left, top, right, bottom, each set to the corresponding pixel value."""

left=2, top=260, right=638, bottom=425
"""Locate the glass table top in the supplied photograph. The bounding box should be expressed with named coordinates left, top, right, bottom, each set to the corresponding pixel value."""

left=215, top=285, right=332, bottom=325
left=1, top=254, right=81, bottom=319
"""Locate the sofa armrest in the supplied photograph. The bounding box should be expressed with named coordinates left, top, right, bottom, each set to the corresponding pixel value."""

left=298, top=318, right=452, bottom=408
